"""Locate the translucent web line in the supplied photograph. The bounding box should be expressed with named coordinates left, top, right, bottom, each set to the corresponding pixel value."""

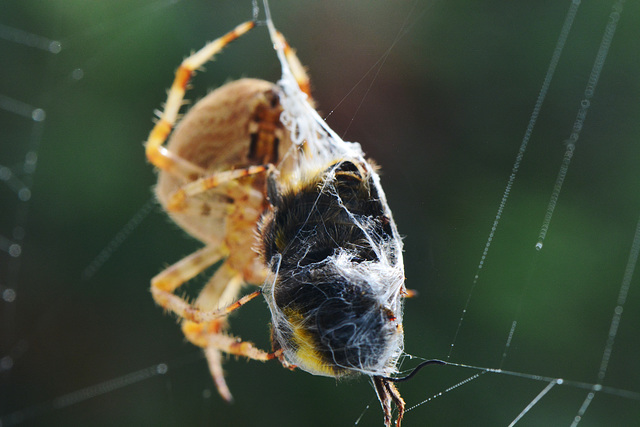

left=1, top=25, right=49, bottom=414
left=406, top=360, right=640, bottom=418
left=597, top=215, right=640, bottom=381
left=81, top=196, right=157, bottom=280
left=326, top=0, right=436, bottom=134
left=448, top=361, right=640, bottom=400
left=447, top=0, right=581, bottom=360
left=0, top=92, right=46, bottom=366
left=6, top=352, right=638, bottom=427
left=337, top=0, right=425, bottom=139
left=353, top=398, right=374, bottom=425
left=569, top=211, right=640, bottom=426
left=497, top=254, right=542, bottom=368
left=0, top=362, right=171, bottom=427
left=0, top=350, right=213, bottom=426
left=508, top=380, right=558, bottom=427
left=0, top=24, right=61, bottom=54
left=536, top=0, right=624, bottom=249
left=405, top=371, right=486, bottom=413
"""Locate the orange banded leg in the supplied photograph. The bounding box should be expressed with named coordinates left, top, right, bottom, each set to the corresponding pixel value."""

left=185, top=323, right=278, bottom=362
left=153, top=281, right=262, bottom=324
left=151, top=245, right=225, bottom=311
left=145, top=21, right=256, bottom=177
left=187, top=263, right=245, bottom=403
left=179, top=264, right=285, bottom=402
left=151, top=244, right=261, bottom=322
left=270, top=30, right=312, bottom=99
left=167, top=165, right=268, bottom=211
left=184, top=317, right=281, bottom=402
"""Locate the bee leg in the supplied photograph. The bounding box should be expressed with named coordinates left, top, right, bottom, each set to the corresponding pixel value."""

left=387, top=380, right=406, bottom=427
left=374, top=376, right=393, bottom=427
left=373, top=376, right=406, bottom=427
left=266, top=164, right=283, bottom=208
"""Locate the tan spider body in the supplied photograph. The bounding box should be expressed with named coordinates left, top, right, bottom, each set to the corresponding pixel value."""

left=146, top=21, right=303, bottom=402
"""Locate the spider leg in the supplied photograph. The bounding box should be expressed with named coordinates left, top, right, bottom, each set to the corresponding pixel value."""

left=180, top=262, right=279, bottom=402
left=145, top=21, right=256, bottom=178
left=151, top=244, right=262, bottom=323
left=270, top=30, right=312, bottom=100
left=183, top=321, right=280, bottom=402
left=151, top=245, right=226, bottom=288
left=167, top=165, right=269, bottom=212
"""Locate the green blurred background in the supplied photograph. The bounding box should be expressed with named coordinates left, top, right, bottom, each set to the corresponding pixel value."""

left=1, top=0, right=639, bottom=426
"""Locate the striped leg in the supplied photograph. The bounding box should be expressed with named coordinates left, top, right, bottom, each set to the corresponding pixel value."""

left=151, top=245, right=262, bottom=323
left=270, top=30, right=312, bottom=99
left=180, top=262, right=278, bottom=402
left=166, top=165, right=268, bottom=212
left=145, top=21, right=256, bottom=178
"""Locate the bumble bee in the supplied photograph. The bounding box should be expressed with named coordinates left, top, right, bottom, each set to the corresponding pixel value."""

left=261, top=157, right=407, bottom=426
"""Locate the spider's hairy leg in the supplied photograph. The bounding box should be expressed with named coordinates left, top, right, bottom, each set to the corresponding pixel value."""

left=151, top=244, right=225, bottom=303
left=151, top=244, right=259, bottom=323
left=184, top=323, right=280, bottom=398
left=181, top=261, right=279, bottom=402
left=270, top=30, right=312, bottom=99
left=145, top=21, right=256, bottom=178
left=167, top=165, right=269, bottom=212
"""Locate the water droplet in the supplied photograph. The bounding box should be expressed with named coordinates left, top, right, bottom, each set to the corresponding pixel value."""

left=72, top=68, right=84, bottom=80
left=0, top=356, right=13, bottom=371
left=2, top=288, right=17, bottom=302
left=49, top=40, right=62, bottom=54
left=25, top=151, right=38, bottom=164
left=9, top=244, right=21, bottom=257
left=18, top=188, right=31, bottom=201
left=32, top=108, right=46, bottom=122
left=0, top=167, right=11, bottom=181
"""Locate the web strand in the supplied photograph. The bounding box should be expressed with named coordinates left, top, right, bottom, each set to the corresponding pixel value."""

left=447, top=0, right=582, bottom=361
left=536, top=0, right=625, bottom=249
left=570, top=211, right=640, bottom=426
left=508, top=380, right=558, bottom=427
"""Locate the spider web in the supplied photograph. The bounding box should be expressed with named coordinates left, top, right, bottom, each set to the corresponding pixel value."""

left=1, top=1, right=639, bottom=426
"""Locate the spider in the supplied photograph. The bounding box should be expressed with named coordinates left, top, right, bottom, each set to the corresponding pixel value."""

left=146, top=20, right=297, bottom=402
left=144, top=9, right=427, bottom=427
